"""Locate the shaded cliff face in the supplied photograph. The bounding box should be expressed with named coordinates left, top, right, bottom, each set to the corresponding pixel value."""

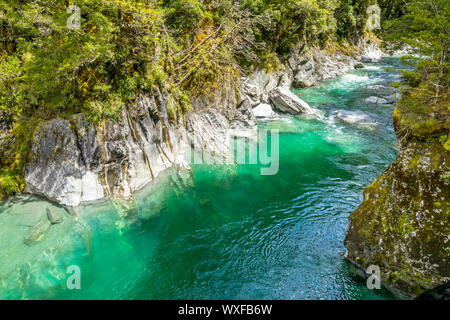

left=345, top=109, right=450, bottom=297
left=24, top=77, right=257, bottom=207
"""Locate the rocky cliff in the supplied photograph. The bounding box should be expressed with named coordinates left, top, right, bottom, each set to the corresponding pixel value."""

left=24, top=79, right=257, bottom=207
left=345, top=106, right=450, bottom=298
left=17, top=41, right=383, bottom=207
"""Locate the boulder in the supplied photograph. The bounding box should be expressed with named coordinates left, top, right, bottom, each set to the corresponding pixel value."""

left=252, top=103, right=277, bottom=119
left=336, top=110, right=376, bottom=125
left=364, top=96, right=393, bottom=104
left=269, top=87, right=320, bottom=117
left=24, top=119, right=84, bottom=207
left=24, top=220, right=51, bottom=246
left=345, top=139, right=450, bottom=297
left=46, top=207, right=64, bottom=224
left=293, top=56, right=316, bottom=88
left=293, top=75, right=316, bottom=88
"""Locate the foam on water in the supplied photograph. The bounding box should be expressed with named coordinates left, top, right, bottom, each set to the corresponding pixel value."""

left=362, top=65, right=383, bottom=71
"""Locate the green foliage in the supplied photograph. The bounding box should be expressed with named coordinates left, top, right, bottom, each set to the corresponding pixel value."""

left=0, top=119, right=38, bottom=199
left=167, top=87, right=192, bottom=120
left=0, top=0, right=411, bottom=198
left=0, top=54, right=23, bottom=121
left=382, top=0, right=449, bottom=137
left=1, top=0, right=168, bottom=121
left=0, top=0, right=380, bottom=125
left=164, top=0, right=210, bottom=36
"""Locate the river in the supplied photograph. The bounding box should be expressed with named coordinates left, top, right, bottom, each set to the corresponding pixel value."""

left=0, top=57, right=408, bottom=299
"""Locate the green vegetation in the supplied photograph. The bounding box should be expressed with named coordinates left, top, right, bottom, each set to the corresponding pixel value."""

left=0, top=0, right=380, bottom=198
left=1, top=0, right=448, bottom=199
left=383, top=0, right=449, bottom=140
left=0, top=0, right=378, bottom=123
left=345, top=1, right=450, bottom=296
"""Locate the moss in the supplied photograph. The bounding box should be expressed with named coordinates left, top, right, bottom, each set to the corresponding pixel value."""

left=0, top=119, right=40, bottom=199
left=440, top=171, right=450, bottom=182
left=408, top=154, right=421, bottom=170
left=54, top=147, right=62, bottom=156
left=393, top=108, right=401, bottom=121
left=444, top=136, right=450, bottom=151
left=345, top=136, right=450, bottom=297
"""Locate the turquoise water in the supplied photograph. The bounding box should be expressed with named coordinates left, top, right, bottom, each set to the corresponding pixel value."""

left=0, top=58, right=406, bottom=300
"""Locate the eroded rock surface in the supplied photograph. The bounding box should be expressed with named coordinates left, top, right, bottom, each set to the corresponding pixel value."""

left=269, top=87, right=320, bottom=117
left=345, top=127, right=450, bottom=297
left=24, top=75, right=256, bottom=206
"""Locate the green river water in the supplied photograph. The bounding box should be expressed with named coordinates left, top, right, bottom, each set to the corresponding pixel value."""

left=0, top=57, right=407, bottom=299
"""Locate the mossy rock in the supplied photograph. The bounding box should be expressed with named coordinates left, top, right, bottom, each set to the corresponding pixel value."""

left=345, top=138, right=450, bottom=297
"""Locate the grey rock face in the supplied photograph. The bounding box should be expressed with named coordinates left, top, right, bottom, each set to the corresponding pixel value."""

left=24, top=77, right=256, bottom=206
left=25, top=119, right=84, bottom=207
left=242, top=68, right=285, bottom=106
left=306, top=49, right=358, bottom=83
left=269, top=87, right=321, bottom=117
left=24, top=96, right=190, bottom=206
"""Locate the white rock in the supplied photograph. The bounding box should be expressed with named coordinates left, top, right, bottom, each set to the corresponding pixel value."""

left=361, top=44, right=384, bottom=63
left=336, top=110, right=376, bottom=125
left=364, top=96, right=391, bottom=104
left=269, top=87, right=322, bottom=118
left=252, top=103, right=276, bottom=119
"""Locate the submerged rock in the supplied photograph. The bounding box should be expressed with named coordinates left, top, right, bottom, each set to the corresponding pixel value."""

left=46, top=207, right=64, bottom=224
left=24, top=219, right=51, bottom=246
left=336, top=110, right=376, bottom=125
left=364, top=96, right=393, bottom=104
